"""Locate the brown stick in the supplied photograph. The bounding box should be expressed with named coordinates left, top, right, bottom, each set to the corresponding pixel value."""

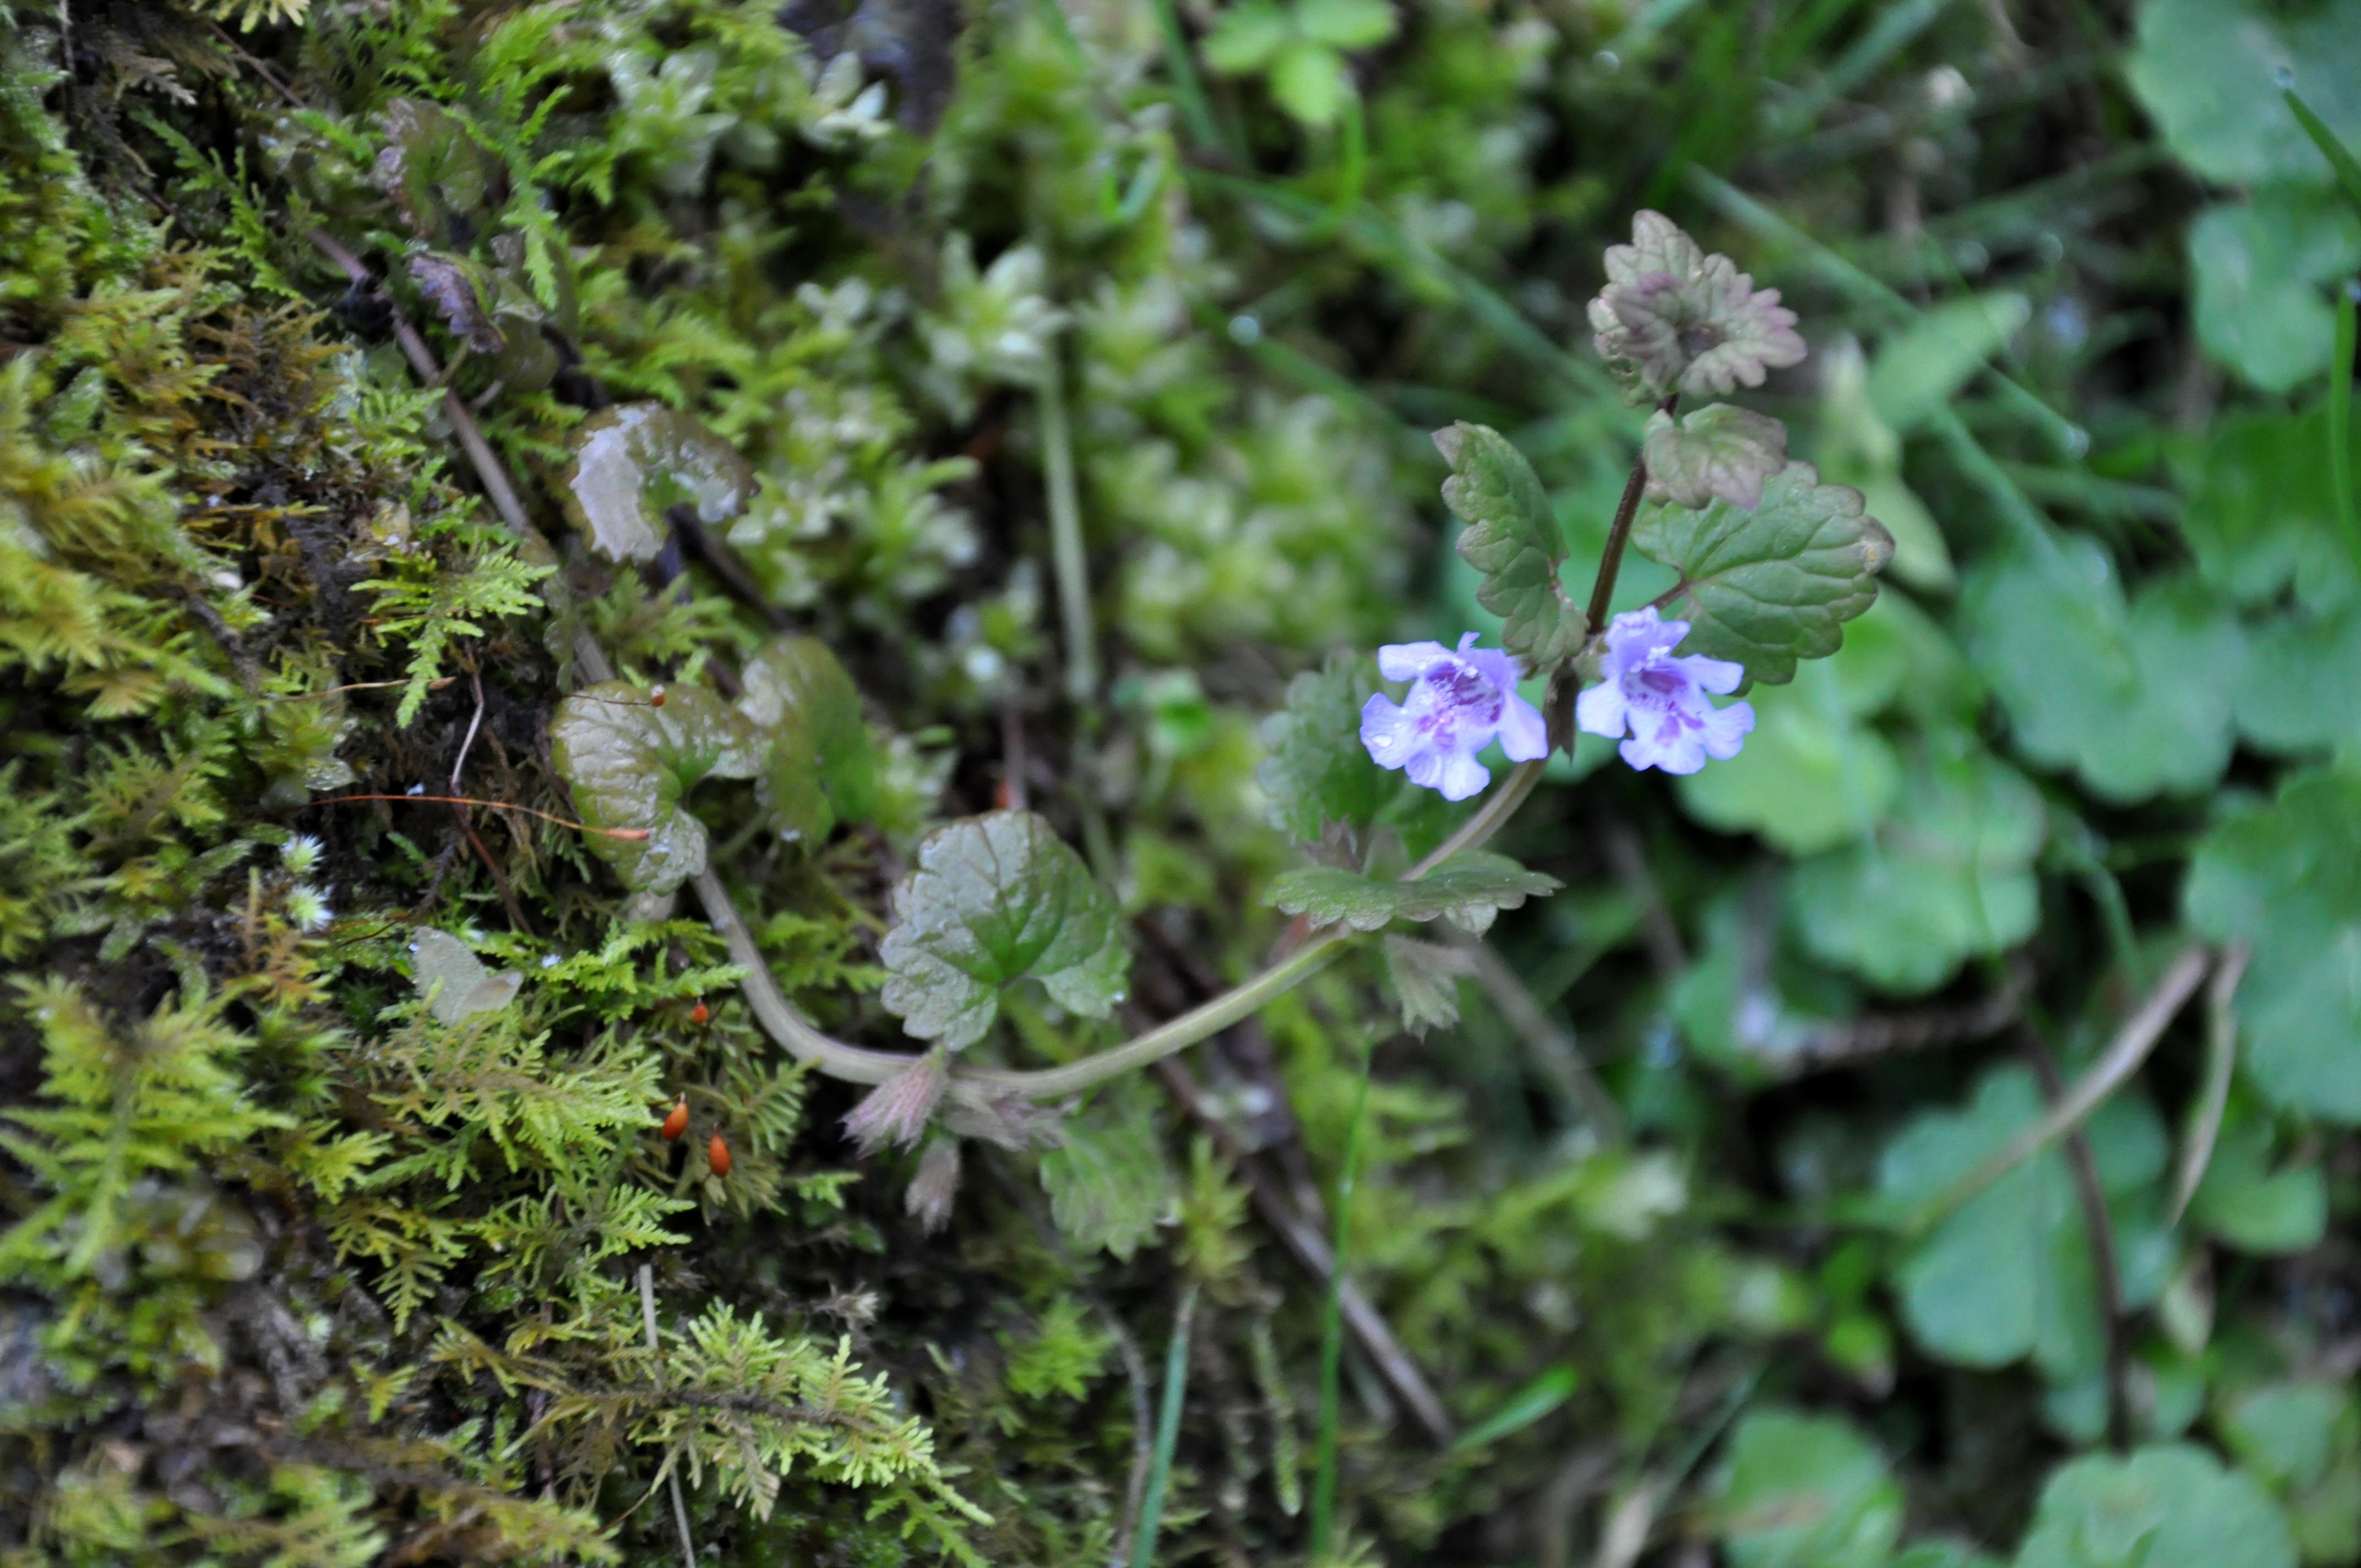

left=2024, top=1031, right=2130, bottom=1451
left=449, top=666, right=535, bottom=935
left=1452, top=932, right=1624, bottom=1141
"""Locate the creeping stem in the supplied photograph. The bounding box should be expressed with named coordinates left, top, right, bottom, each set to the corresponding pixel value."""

left=318, top=222, right=1628, bottom=1107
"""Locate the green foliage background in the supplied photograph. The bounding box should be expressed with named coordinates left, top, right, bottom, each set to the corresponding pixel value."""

left=2, top=0, right=2357, bottom=1565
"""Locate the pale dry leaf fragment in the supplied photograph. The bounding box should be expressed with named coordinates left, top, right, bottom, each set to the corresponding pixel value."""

left=410, top=928, right=521, bottom=1025
left=559, top=402, right=756, bottom=563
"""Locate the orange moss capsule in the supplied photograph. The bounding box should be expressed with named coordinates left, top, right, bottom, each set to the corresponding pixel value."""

left=689, top=1001, right=709, bottom=1025
left=708, top=1134, right=732, bottom=1177
left=660, top=1098, right=689, bottom=1141
left=649, top=684, right=667, bottom=707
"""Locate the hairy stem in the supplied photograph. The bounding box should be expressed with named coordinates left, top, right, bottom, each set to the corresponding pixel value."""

left=1583, top=397, right=1673, bottom=635
left=308, top=222, right=1554, bottom=1109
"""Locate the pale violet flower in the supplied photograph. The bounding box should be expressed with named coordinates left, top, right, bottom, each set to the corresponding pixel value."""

left=1361, top=633, right=1548, bottom=802
left=1575, top=608, right=1754, bottom=775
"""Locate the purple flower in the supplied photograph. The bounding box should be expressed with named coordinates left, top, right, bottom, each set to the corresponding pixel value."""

left=1575, top=608, right=1755, bottom=775
left=1361, top=633, right=1548, bottom=801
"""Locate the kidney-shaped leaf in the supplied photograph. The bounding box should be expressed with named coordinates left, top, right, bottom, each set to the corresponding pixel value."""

left=2185, top=767, right=2361, bottom=1122
left=1709, top=1408, right=1902, bottom=1568
left=560, top=402, right=756, bottom=563
left=879, top=811, right=1129, bottom=1049
left=1039, top=1086, right=1174, bottom=1260
left=739, top=635, right=878, bottom=844
left=550, top=681, right=760, bottom=895
left=2013, top=1444, right=2295, bottom=1568
left=1633, top=461, right=1892, bottom=684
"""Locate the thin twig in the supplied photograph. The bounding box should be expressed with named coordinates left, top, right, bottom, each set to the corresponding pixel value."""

left=637, top=1266, right=698, bottom=1568
left=1916, top=945, right=2211, bottom=1227
left=301, top=793, right=648, bottom=840
left=1769, top=960, right=2027, bottom=1074
left=1601, top=813, right=1686, bottom=976
left=2170, top=941, right=2249, bottom=1223
left=667, top=504, right=791, bottom=631
left=1451, top=933, right=1624, bottom=1142
left=1102, top=1298, right=1156, bottom=1568
left=1000, top=701, right=1030, bottom=812
left=448, top=666, right=533, bottom=934
left=2024, top=1033, right=2130, bottom=1451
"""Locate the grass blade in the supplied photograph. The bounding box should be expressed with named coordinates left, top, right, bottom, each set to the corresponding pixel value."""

left=2333, top=284, right=2358, bottom=569
left=2170, top=943, right=2250, bottom=1223
left=2285, top=88, right=2361, bottom=219
left=1129, top=1284, right=1199, bottom=1568
left=1308, top=1058, right=1374, bottom=1562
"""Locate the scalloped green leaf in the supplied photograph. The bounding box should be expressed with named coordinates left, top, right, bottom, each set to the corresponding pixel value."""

left=1258, top=652, right=1396, bottom=841
left=1382, top=935, right=1471, bottom=1037
left=1674, top=620, right=1906, bottom=855
left=1264, top=851, right=1562, bottom=937
left=2013, top=1444, right=2295, bottom=1568
left=1880, top=1066, right=2170, bottom=1389
left=1632, top=461, right=1893, bottom=684
left=1437, top=422, right=1586, bottom=666
left=1961, top=547, right=2243, bottom=805
left=2190, top=193, right=2361, bottom=394
left=1788, top=750, right=2043, bottom=994
left=375, top=98, right=502, bottom=246
left=1709, top=1409, right=1902, bottom=1568
left=559, top=402, right=756, bottom=563
left=1642, top=404, right=1788, bottom=510
left=549, top=680, right=760, bottom=895
left=2125, top=0, right=2361, bottom=190
left=1038, top=1086, right=1173, bottom=1261
left=739, top=635, right=877, bottom=845
left=2185, top=767, right=2361, bottom=1122
left=878, top=811, right=1129, bottom=1049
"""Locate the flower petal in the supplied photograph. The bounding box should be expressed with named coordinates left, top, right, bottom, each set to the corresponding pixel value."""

left=1677, top=652, right=1746, bottom=695
left=1699, top=698, right=1755, bottom=760
left=1434, top=748, right=1492, bottom=801
left=1360, top=693, right=1422, bottom=769
left=1574, top=679, right=1628, bottom=738
left=1624, top=710, right=1709, bottom=774
left=1377, top=641, right=1453, bottom=681
left=1497, top=690, right=1549, bottom=761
